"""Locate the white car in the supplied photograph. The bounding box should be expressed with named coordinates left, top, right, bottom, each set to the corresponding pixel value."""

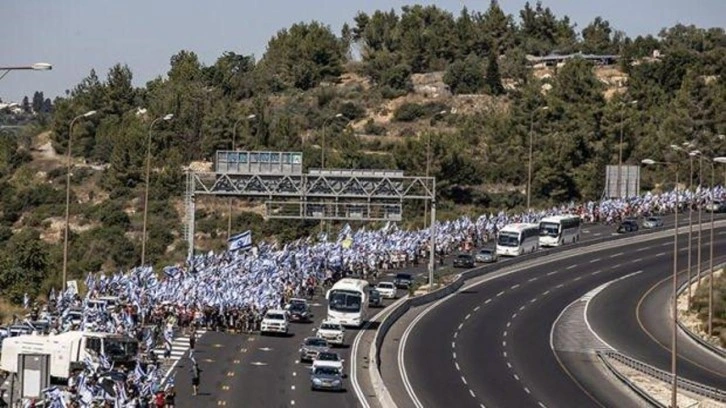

left=316, top=321, right=345, bottom=346
left=376, top=282, right=397, bottom=299
left=260, top=309, right=289, bottom=335
left=311, top=351, right=345, bottom=375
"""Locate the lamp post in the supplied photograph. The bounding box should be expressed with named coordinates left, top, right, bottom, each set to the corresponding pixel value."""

left=424, top=110, right=448, bottom=227
left=227, top=114, right=257, bottom=240
left=0, top=62, right=52, bottom=81
left=141, top=113, right=174, bottom=267
left=673, top=144, right=698, bottom=308
left=642, top=153, right=681, bottom=408
left=696, top=154, right=704, bottom=289
left=616, top=100, right=638, bottom=199
left=527, top=106, right=548, bottom=210
left=62, top=110, right=97, bottom=291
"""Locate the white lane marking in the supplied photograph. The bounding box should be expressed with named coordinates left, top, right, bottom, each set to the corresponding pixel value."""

left=519, top=305, right=526, bottom=311
left=514, top=374, right=520, bottom=381
left=589, top=257, right=602, bottom=263
left=661, top=242, right=671, bottom=247
left=609, top=252, right=624, bottom=258
left=497, top=291, right=505, bottom=297
left=524, top=387, right=531, bottom=394
left=503, top=351, right=507, bottom=358
left=611, top=264, right=622, bottom=269
left=292, top=372, right=297, bottom=377
left=556, top=283, right=564, bottom=288
left=631, top=258, right=642, bottom=263
left=543, top=290, right=550, bottom=296
left=566, top=264, right=578, bottom=270
left=454, top=331, right=458, bottom=339
left=455, top=362, right=460, bottom=371
left=655, top=252, right=666, bottom=257
left=539, top=402, right=547, bottom=408
left=507, top=362, right=512, bottom=368
left=591, top=270, right=601, bottom=276
left=593, top=232, right=602, bottom=236
left=503, top=331, right=508, bottom=337
left=485, top=298, right=492, bottom=304
left=453, top=351, right=457, bottom=359
left=503, top=340, right=507, bottom=347
left=546, top=271, right=556, bottom=276
left=636, top=246, right=650, bottom=251
left=461, top=376, right=468, bottom=385
left=528, top=277, right=539, bottom=282
left=470, top=389, right=476, bottom=398
left=574, top=276, right=582, bottom=281
left=452, top=342, right=456, bottom=349
left=530, top=298, right=537, bottom=303
left=291, top=401, right=295, bottom=406
left=506, top=321, right=511, bottom=328
left=511, top=284, right=520, bottom=289
left=474, top=306, right=480, bottom=311
left=512, top=313, right=518, bottom=319
left=458, top=323, right=464, bottom=330
left=291, top=385, right=295, bottom=390
left=465, top=313, right=471, bottom=320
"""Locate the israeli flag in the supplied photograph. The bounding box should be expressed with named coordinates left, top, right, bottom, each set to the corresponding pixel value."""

left=228, top=230, right=253, bottom=251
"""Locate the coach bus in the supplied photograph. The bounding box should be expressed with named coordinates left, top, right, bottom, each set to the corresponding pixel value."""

left=326, top=278, right=370, bottom=328
left=538, top=215, right=581, bottom=247
left=496, top=223, right=540, bottom=257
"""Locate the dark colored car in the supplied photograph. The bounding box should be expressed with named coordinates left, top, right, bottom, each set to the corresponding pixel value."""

left=393, top=273, right=413, bottom=289
left=453, top=254, right=476, bottom=268
left=617, top=220, right=639, bottom=233
left=288, top=302, right=312, bottom=323
left=369, top=289, right=383, bottom=307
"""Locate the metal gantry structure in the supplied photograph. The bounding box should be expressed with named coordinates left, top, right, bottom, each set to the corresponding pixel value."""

left=183, top=150, right=436, bottom=261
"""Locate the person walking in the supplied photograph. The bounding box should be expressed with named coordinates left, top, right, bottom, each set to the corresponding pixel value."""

left=191, top=361, right=201, bottom=396
left=189, top=326, right=196, bottom=352
left=164, top=386, right=176, bottom=408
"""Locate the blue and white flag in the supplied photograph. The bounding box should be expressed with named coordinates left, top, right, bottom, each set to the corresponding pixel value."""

left=228, top=230, right=253, bottom=251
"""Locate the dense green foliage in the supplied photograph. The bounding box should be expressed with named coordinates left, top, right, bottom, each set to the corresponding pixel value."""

left=0, top=1, right=725, bottom=304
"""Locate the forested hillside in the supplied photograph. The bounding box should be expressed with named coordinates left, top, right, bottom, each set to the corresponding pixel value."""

left=0, top=1, right=724, bottom=306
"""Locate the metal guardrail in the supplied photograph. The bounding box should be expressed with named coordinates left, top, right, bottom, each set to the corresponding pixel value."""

left=676, top=263, right=726, bottom=359
left=599, top=350, right=726, bottom=403
left=596, top=351, right=666, bottom=408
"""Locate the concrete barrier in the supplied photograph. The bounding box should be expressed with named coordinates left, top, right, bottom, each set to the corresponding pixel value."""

left=676, top=263, right=726, bottom=359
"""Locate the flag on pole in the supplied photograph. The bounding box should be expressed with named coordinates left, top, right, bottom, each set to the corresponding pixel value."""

left=227, top=230, right=253, bottom=251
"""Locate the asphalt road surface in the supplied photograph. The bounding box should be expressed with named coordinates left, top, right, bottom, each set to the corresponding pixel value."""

left=396, top=225, right=726, bottom=408
left=168, top=213, right=713, bottom=408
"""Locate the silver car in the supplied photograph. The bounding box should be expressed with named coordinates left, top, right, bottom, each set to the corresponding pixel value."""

left=310, top=365, right=344, bottom=391
left=299, top=337, right=330, bottom=362
left=475, top=248, right=498, bottom=263
left=642, top=216, right=663, bottom=229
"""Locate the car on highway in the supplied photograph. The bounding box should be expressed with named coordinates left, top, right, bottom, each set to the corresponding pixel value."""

left=616, top=219, right=639, bottom=233
left=310, top=365, right=344, bottom=392
left=474, top=248, right=498, bottom=263
left=311, top=351, right=344, bottom=375
left=287, top=301, right=312, bottom=323
left=453, top=254, right=476, bottom=268
left=316, top=320, right=345, bottom=346
left=706, top=200, right=726, bottom=213
left=299, top=337, right=330, bottom=363
left=642, top=216, right=664, bottom=229
left=260, top=309, right=289, bottom=336
left=369, top=289, right=383, bottom=307
left=393, top=273, right=413, bottom=289
left=376, top=282, right=397, bottom=299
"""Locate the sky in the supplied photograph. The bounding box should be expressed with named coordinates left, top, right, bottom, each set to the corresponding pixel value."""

left=1, top=0, right=724, bottom=103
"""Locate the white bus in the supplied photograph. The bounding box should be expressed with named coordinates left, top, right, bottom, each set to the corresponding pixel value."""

left=326, top=278, right=370, bottom=328
left=496, top=223, right=540, bottom=257
left=538, top=215, right=581, bottom=247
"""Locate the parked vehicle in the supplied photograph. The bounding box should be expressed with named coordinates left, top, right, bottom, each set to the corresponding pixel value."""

left=474, top=248, right=498, bottom=263
left=453, top=254, right=476, bottom=268
left=393, top=273, right=413, bottom=289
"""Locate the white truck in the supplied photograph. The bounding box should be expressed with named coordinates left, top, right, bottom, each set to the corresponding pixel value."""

left=0, top=331, right=138, bottom=379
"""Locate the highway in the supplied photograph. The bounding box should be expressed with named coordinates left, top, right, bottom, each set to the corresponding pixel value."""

left=167, top=214, right=706, bottom=408
left=391, top=225, right=726, bottom=408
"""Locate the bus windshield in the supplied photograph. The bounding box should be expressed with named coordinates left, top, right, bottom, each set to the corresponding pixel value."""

left=539, top=222, right=559, bottom=237
left=329, top=290, right=362, bottom=313
left=497, top=232, right=520, bottom=247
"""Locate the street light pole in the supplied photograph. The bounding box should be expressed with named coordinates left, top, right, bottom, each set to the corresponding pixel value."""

left=0, top=62, right=52, bottom=81
left=696, top=156, right=704, bottom=288
left=62, top=110, right=97, bottom=291
left=141, top=113, right=173, bottom=267
left=527, top=106, right=548, bottom=210
left=642, top=155, right=680, bottom=408
left=424, top=110, right=447, bottom=228
left=227, top=114, right=256, bottom=240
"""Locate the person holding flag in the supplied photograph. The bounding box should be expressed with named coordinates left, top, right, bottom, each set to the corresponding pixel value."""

left=190, top=359, right=201, bottom=396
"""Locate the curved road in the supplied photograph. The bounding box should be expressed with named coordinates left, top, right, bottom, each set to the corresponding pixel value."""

left=399, top=225, right=726, bottom=408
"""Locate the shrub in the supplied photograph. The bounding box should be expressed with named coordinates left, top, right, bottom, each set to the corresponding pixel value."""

left=393, top=103, right=426, bottom=122
left=363, top=119, right=387, bottom=136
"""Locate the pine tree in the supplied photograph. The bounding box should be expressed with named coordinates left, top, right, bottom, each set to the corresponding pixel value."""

left=485, top=51, right=505, bottom=95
